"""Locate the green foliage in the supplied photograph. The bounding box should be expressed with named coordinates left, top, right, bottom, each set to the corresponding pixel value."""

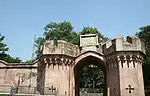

left=80, top=64, right=104, bottom=89
left=34, top=21, right=108, bottom=59
left=34, top=21, right=79, bottom=58
left=34, top=37, right=46, bottom=58
left=136, top=25, right=150, bottom=86
left=24, top=59, right=34, bottom=64
left=0, top=94, right=8, bottom=96
left=0, top=34, right=21, bottom=63
left=0, top=34, right=8, bottom=52
left=43, top=21, right=79, bottom=44
left=34, top=21, right=108, bottom=93
left=44, top=21, right=73, bottom=40
left=80, top=27, right=108, bottom=42
left=79, top=64, right=104, bottom=93
left=136, top=26, right=150, bottom=57
left=0, top=52, right=21, bottom=63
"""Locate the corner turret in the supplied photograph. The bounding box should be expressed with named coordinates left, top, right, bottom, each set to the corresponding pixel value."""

left=102, top=36, right=145, bottom=55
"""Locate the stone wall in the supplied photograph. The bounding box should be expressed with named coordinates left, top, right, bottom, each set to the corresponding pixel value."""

left=0, top=60, right=37, bottom=94
left=44, top=64, right=70, bottom=95
left=38, top=35, right=145, bottom=96
left=103, top=36, right=145, bottom=96
left=38, top=40, right=78, bottom=95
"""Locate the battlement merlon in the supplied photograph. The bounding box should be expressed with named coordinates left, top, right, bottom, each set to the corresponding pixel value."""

left=102, top=36, right=146, bottom=55
left=40, top=40, right=80, bottom=57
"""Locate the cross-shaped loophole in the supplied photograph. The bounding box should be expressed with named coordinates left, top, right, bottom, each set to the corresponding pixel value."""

left=49, top=85, right=56, bottom=93
left=125, top=85, right=134, bottom=93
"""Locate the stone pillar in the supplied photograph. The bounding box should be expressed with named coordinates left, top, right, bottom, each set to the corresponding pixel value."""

left=117, top=52, right=145, bottom=96
left=106, top=55, right=120, bottom=96
left=103, top=36, right=145, bottom=96
left=37, top=59, right=46, bottom=95
left=38, top=56, right=74, bottom=96
left=106, top=52, right=145, bottom=96
left=70, top=64, right=76, bottom=96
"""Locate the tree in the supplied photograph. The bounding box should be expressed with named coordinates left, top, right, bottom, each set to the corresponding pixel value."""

left=44, top=21, right=79, bottom=45
left=24, top=59, right=35, bottom=64
left=34, top=37, right=46, bottom=58
left=0, top=34, right=21, bottom=63
left=34, top=21, right=79, bottom=58
left=34, top=22, right=108, bottom=59
left=0, top=34, right=8, bottom=52
left=0, top=53, right=21, bottom=63
left=136, top=25, right=150, bottom=86
left=80, top=64, right=104, bottom=93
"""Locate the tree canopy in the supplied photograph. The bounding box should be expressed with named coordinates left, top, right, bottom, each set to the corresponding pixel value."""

left=0, top=53, right=21, bottom=63
left=80, top=64, right=104, bottom=93
left=136, top=25, right=150, bottom=86
left=0, top=34, right=21, bottom=63
left=0, top=34, right=8, bottom=52
left=34, top=21, right=108, bottom=58
left=43, top=21, right=79, bottom=45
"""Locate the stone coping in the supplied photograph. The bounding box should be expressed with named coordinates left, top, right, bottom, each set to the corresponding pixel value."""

left=0, top=60, right=38, bottom=68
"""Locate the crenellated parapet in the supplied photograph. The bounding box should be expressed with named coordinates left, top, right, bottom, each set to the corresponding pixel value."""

left=40, top=40, right=80, bottom=57
left=39, top=40, right=79, bottom=68
left=104, top=36, right=145, bottom=70
left=37, top=34, right=146, bottom=96
left=102, top=36, right=146, bottom=55
left=104, top=36, right=146, bottom=96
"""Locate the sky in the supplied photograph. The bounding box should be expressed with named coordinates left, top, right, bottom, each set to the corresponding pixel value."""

left=0, top=0, right=150, bottom=61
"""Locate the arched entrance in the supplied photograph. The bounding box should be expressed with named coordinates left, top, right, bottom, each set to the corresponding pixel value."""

left=74, top=51, right=107, bottom=96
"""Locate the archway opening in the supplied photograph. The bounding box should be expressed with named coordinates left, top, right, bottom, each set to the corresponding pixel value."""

left=74, top=56, right=107, bottom=96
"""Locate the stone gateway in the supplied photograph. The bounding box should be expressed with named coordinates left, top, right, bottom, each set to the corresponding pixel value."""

left=0, top=34, right=145, bottom=96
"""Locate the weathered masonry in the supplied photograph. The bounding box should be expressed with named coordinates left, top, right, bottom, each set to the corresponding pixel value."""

left=0, top=34, right=145, bottom=96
